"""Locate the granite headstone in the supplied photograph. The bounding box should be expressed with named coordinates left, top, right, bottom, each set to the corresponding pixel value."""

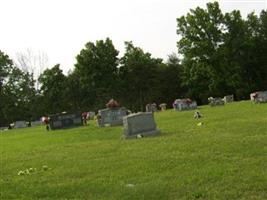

left=208, top=97, right=225, bottom=106
left=223, top=95, right=234, bottom=103
left=123, top=112, right=160, bottom=139
left=49, top=112, right=82, bottom=130
left=14, top=121, right=27, bottom=128
left=97, top=107, right=127, bottom=127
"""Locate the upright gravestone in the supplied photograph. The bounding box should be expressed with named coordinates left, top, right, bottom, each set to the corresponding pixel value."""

left=31, top=120, right=42, bottom=127
left=146, top=103, right=157, bottom=112
left=223, top=95, right=234, bottom=103
left=14, top=121, right=27, bottom=128
left=123, top=112, right=160, bottom=139
left=173, top=99, right=197, bottom=111
left=250, top=91, right=267, bottom=103
left=49, top=112, right=82, bottom=130
left=97, top=107, right=127, bottom=127
left=88, top=111, right=95, bottom=120
left=208, top=97, right=225, bottom=106
left=159, top=103, right=167, bottom=111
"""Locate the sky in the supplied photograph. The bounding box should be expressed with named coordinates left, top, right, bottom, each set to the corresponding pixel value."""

left=1, top=0, right=266, bottom=74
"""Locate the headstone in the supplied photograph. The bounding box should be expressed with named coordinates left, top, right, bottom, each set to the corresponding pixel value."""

left=208, top=97, right=225, bottom=106
left=31, top=120, right=42, bottom=127
left=49, top=112, right=82, bottom=130
left=97, top=107, right=127, bottom=127
left=146, top=103, right=157, bottom=112
left=14, top=121, right=27, bottom=128
left=173, top=99, right=197, bottom=111
left=159, top=103, right=167, bottom=111
left=87, top=111, right=95, bottom=120
left=223, top=95, right=234, bottom=103
left=250, top=91, right=267, bottom=103
left=123, top=112, right=160, bottom=139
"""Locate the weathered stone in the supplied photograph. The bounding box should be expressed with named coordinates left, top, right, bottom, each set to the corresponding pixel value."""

left=14, top=121, right=27, bottom=128
left=97, top=107, right=127, bottom=127
left=88, top=111, right=95, bottom=120
left=146, top=103, right=157, bottom=112
left=159, top=103, right=167, bottom=111
left=123, top=112, right=160, bottom=139
left=49, top=112, right=82, bottom=130
left=208, top=97, right=225, bottom=106
left=173, top=99, right=197, bottom=111
left=31, top=121, right=42, bottom=127
left=223, top=95, right=234, bottom=103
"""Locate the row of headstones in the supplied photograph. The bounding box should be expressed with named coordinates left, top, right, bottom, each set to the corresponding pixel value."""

left=173, top=94, right=234, bottom=109
left=208, top=95, right=234, bottom=106
left=145, top=103, right=167, bottom=112
left=97, top=107, right=159, bottom=139
left=5, top=91, right=266, bottom=135
left=44, top=107, right=159, bottom=139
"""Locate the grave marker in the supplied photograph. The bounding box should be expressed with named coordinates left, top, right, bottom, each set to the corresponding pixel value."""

left=173, top=99, right=197, bottom=111
left=49, top=112, right=82, bottom=130
left=123, top=112, right=160, bottom=139
left=97, top=107, right=127, bottom=127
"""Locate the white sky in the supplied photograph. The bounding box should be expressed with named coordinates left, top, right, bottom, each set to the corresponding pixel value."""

left=1, top=0, right=266, bottom=74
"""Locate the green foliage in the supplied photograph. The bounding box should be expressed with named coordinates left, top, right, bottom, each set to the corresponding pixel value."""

left=119, top=41, right=163, bottom=111
left=1, top=101, right=267, bottom=199
left=0, top=51, right=37, bottom=125
left=74, top=38, right=119, bottom=109
left=177, top=1, right=267, bottom=103
left=38, top=64, right=67, bottom=114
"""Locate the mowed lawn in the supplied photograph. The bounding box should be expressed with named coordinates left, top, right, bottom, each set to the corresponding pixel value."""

left=0, top=101, right=267, bottom=200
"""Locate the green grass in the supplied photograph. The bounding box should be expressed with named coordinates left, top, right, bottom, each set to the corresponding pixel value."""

left=1, top=101, right=267, bottom=200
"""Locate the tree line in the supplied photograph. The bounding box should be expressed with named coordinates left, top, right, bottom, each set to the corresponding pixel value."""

left=1, top=2, right=266, bottom=126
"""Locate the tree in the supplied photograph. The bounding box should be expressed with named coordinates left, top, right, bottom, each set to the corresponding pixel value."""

left=15, top=49, right=49, bottom=90
left=177, top=2, right=267, bottom=102
left=74, top=38, right=119, bottom=109
left=177, top=1, right=226, bottom=103
left=38, top=64, right=67, bottom=114
left=157, top=53, right=184, bottom=106
left=119, top=41, right=163, bottom=111
left=0, top=51, right=13, bottom=126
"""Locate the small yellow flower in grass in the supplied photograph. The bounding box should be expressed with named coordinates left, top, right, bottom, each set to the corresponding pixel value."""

left=197, top=122, right=203, bottom=126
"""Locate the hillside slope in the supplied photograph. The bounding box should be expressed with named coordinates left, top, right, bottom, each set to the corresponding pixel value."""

left=0, top=101, right=266, bottom=199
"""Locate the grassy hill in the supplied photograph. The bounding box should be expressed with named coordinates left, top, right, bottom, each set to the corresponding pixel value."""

left=1, top=101, right=266, bottom=200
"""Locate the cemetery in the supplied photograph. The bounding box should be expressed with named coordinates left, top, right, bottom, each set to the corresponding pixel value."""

left=2, top=100, right=267, bottom=199
left=1, top=1, right=267, bottom=199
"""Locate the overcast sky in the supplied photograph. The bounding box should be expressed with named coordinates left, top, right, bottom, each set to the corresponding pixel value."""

left=1, top=0, right=266, bottom=73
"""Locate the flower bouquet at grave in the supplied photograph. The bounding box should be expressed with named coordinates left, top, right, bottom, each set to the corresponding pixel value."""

left=106, top=99, right=120, bottom=108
